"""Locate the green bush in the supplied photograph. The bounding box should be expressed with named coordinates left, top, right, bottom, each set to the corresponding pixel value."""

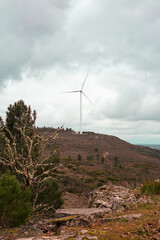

left=78, top=154, right=82, bottom=161
left=141, top=181, right=160, bottom=195
left=87, top=155, right=94, bottom=160
left=113, top=156, right=119, bottom=167
left=0, top=173, right=32, bottom=227
left=96, top=154, right=99, bottom=159
left=35, top=179, right=63, bottom=214
left=101, top=156, right=105, bottom=164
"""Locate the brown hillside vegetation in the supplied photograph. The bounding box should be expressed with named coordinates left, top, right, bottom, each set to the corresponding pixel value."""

left=38, top=128, right=160, bottom=208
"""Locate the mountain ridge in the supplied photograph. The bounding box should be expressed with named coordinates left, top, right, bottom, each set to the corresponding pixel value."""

left=39, top=128, right=160, bottom=187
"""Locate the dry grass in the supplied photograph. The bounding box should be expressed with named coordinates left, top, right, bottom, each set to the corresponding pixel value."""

left=61, top=195, right=160, bottom=240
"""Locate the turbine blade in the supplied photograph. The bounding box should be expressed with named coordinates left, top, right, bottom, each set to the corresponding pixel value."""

left=82, top=91, right=94, bottom=105
left=81, top=72, right=89, bottom=91
left=63, top=90, right=80, bottom=93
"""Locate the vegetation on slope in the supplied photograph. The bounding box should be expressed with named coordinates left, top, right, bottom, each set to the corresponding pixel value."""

left=37, top=127, right=160, bottom=207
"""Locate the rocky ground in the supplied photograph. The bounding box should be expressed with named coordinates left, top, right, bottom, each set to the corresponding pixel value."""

left=1, top=184, right=160, bottom=240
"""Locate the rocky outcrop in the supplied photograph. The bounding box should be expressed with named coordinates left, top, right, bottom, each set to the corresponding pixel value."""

left=88, top=184, right=152, bottom=212
left=56, top=207, right=111, bottom=217
left=55, top=208, right=112, bottom=228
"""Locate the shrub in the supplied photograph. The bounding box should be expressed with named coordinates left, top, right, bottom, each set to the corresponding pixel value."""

left=113, top=156, right=119, bottom=167
left=78, top=154, right=82, bottom=161
left=96, top=154, right=99, bottom=159
left=0, top=173, right=32, bottom=227
left=101, top=156, right=105, bottom=164
left=89, top=155, right=93, bottom=160
left=6, top=100, right=36, bottom=142
left=141, top=181, right=160, bottom=195
left=35, top=179, right=63, bottom=215
left=97, top=182, right=103, bottom=188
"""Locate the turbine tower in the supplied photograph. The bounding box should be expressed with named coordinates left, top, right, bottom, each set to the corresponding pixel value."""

left=64, top=73, right=93, bottom=134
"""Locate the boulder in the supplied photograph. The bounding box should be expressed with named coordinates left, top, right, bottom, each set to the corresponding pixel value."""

left=56, top=208, right=111, bottom=217
left=138, top=195, right=153, bottom=204
left=88, top=184, right=137, bottom=212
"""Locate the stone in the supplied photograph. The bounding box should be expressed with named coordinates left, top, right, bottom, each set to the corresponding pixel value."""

left=56, top=208, right=111, bottom=217
left=121, top=213, right=142, bottom=221
left=75, top=236, right=98, bottom=240
left=17, top=238, right=33, bottom=240
left=138, top=195, right=153, bottom=204
left=102, top=213, right=142, bottom=223
left=80, top=229, right=88, bottom=234
left=112, top=201, right=125, bottom=212
left=88, top=184, right=138, bottom=212
left=93, top=199, right=112, bottom=208
left=85, top=237, right=98, bottom=240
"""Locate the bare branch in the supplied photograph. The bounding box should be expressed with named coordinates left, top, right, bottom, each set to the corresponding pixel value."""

left=0, top=125, right=63, bottom=211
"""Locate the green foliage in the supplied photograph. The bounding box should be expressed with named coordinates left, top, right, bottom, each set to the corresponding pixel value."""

left=90, top=170, right=103, bottom=177
left=118, top=218, right=127, bottom=223
left=101, top=156, right=105, bottom=164
left=78, top=153, right=82, bottom=161
left=0, top=173, right=32, bottom=227
left=5, top=101, right=35, bottom=157
left=94, top=148, right=98, bottom=152
left=6, top=100, right=36, bottom=138
left=96, top=154, right=99, bottom=159
left=87, top=155, right=93, bottom=160
left=141, top=181, right=160, bottom=195
left=97, top=182, right=103, bottom=188
left=35, top=179, right=63, bottom=214
left=113, top=156, right=119, bottom=167
left=4, top=100, right=37, bottom=159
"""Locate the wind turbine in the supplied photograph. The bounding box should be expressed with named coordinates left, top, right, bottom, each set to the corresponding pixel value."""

left=64, top=73, right=93, bottom=134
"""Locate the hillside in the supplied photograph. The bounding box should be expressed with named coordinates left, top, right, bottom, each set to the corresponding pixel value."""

left=1, top=129, right=160, bottom=240
left=39, top=128, right=160, bottom=207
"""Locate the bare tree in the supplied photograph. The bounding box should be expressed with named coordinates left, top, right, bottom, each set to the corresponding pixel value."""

left=0, top=126, right=63, bottom=211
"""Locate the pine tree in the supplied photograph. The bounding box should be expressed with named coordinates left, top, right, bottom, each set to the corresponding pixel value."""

left=0, top=173, right=32, bottom=226
left=6, top=100, right=36, bottom=142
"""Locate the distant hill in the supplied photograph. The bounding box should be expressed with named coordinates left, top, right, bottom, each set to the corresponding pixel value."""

left=141, top=144, right=160, bottom=150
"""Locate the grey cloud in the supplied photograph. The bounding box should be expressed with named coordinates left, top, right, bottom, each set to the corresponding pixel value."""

left=0, top=0, right=71, bottom=85
left=69, top=0, right=160, bottom=75
left=92, top=69, right=160, bottom=122
left=1, top=0, right=160, bottom=86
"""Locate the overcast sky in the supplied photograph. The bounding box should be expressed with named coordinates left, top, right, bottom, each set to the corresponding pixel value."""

left=0, top=0, right=160, bottom=144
